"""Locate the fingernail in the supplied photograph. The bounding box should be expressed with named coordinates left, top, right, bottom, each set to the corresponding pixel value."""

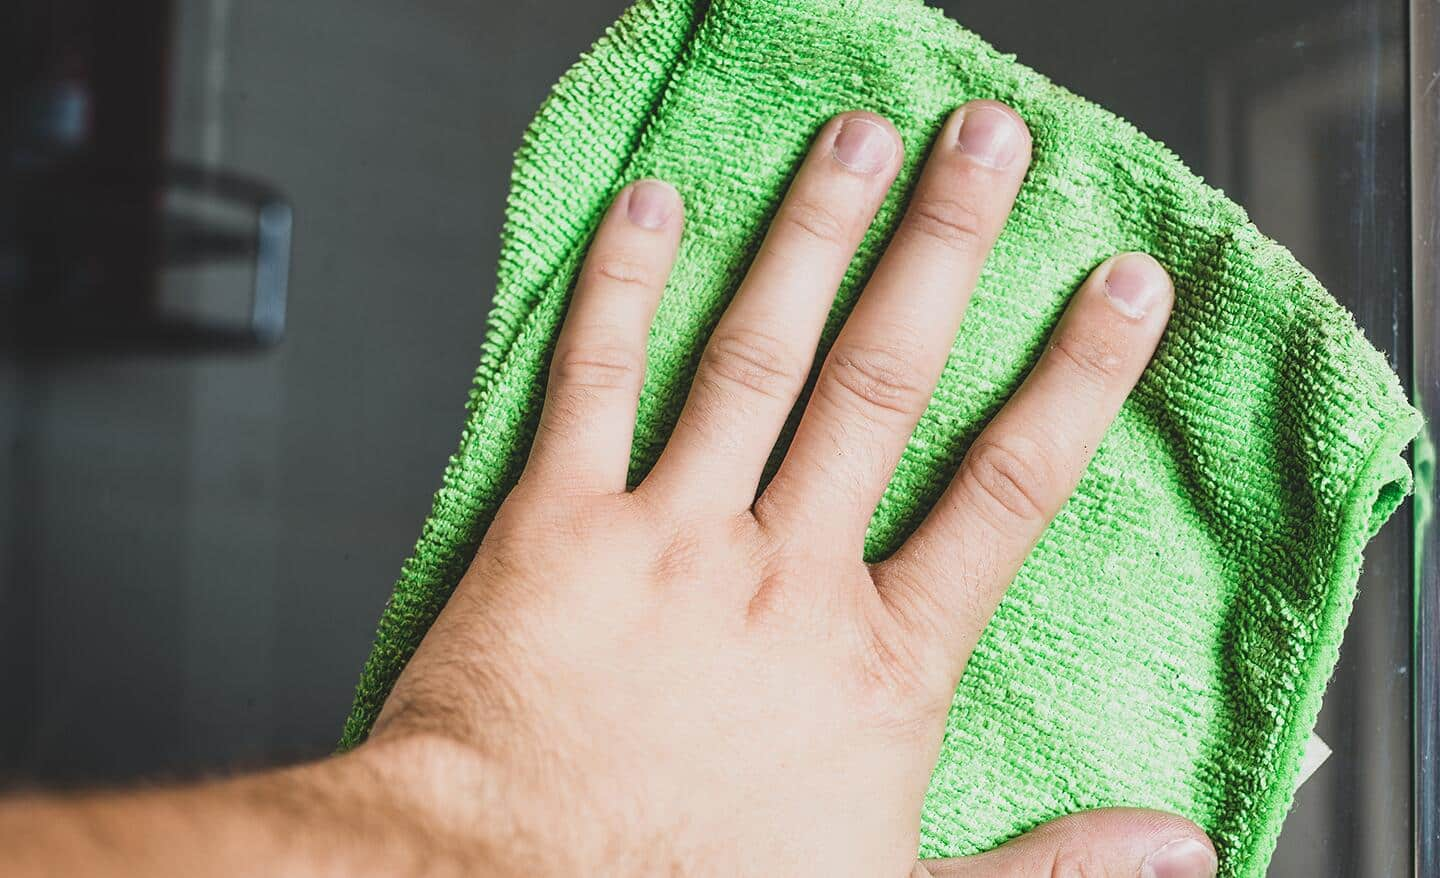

left=956, top=106, right=1022, bottom=169
left=1103, top=252, right=1168, bottom=319
left=626, top=179, right=677, bottom=229
left=832, top=117, right=895, bottom=174
left=1139, top=839, right=1218, bottom=878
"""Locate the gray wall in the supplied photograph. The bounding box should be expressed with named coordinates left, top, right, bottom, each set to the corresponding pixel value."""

left=6, top=0, right=630, bottom=779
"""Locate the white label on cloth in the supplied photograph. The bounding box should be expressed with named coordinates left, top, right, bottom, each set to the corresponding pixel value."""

left=1294, top=733, right=1332, bottom=790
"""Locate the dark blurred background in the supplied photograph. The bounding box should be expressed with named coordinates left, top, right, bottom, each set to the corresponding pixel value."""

left=0, top=1, right=1415, bottom=874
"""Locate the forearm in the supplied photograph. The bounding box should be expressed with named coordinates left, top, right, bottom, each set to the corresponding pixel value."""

left=0, top=734, right=502, bottom=878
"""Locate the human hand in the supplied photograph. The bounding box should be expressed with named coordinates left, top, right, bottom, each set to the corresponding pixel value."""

left=372, top=102, right=1217, bottom=878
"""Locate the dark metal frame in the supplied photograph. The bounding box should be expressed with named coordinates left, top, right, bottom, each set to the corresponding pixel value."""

left=1410, top=1, right=1439, bottom=875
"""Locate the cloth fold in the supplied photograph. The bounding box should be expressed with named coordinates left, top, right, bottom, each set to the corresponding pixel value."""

left=341, top=2, right=1420, bottom=874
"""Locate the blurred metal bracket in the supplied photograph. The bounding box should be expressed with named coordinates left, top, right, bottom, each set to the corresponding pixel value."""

left=163, top=161, right=293, bottom=349
left=13, top=158, right=292, bottom=355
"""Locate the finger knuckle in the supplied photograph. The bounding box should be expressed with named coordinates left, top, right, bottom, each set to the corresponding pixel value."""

left=779, top=195, right=853, bottom=248
left=958, top=437, right=1054, bottom=524
left=822, top=341, right=930, bottom=418
left=553, top=343, right=644, bottom=392
left=701, top=328, right=803, bottom=402
left=902, top=195, right=987, bottom=252
left=652, top=529, right=706, bottom=582
left=521, top=491, right=636, bottom=548
left=849, top=625, right=942, bottom=740
left=584, top=252, right=660, bottom=289
left=1049, top=329, right=1126, bottom=385
left=876, top=562, right=956, bottom=642
left=1046, top=846, right=1105, bottom=878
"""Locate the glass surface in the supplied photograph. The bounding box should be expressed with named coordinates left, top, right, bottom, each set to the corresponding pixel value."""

left=0, top=1, right=1419, bottom=874
left=1407, top=1, right=1439, bottom=873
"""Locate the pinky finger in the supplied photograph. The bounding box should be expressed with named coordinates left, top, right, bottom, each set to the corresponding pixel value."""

left=524, top=180, right=683, bottom=494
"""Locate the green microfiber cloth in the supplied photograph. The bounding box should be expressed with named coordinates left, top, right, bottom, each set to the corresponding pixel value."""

left=340, top=1, right=1421, bottom=874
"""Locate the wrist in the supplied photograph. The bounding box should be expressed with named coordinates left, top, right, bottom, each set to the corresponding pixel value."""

left=357, top=727, right=684, bottom=877
left=348, top=730, right=496, bottom=837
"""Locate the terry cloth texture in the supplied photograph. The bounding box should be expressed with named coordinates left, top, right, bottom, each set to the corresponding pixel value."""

left=340, top=1, right=1421, bottom=874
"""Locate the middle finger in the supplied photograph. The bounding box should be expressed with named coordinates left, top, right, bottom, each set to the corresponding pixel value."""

left=756, top=101, right=1032, bottom=546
